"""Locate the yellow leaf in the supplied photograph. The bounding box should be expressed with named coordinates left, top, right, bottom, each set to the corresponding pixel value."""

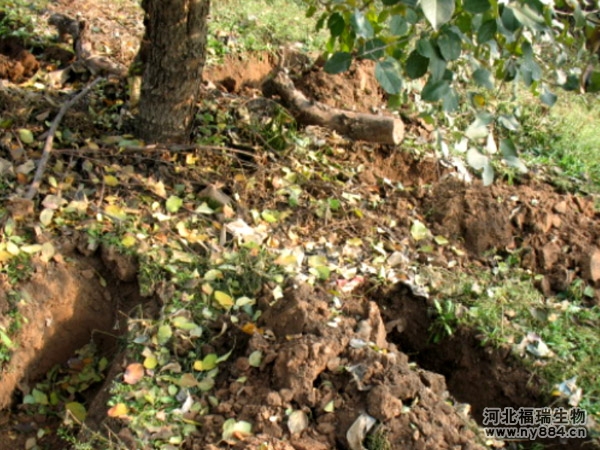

left=104, top=175, right=119, bottom=187
left=21, top=244, right=42, bottom=254
left=241, top=322, right=259, bottom=335
left=6, top=241, right=19, bottom=256
left=193, top=360, right=204, bottom=371
left=143, top=355, right=158, bottom=370
left=0, top=250, right=13, bottom=262
left=104, top=204, right=128, bottom=221
left=214, top=291, right=234, bottom=309
left=121, top=234, right=137, bottom=247
left=472, top=93, right=486, bottom=108
left=274, top=254, right=298, bottom=266
left=40, top=242, right=55, bottom=263
left=107, top=403, right=129, bottom=417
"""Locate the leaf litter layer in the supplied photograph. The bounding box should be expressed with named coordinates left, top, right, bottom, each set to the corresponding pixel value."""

left=0, top=1, right=599, bottom=449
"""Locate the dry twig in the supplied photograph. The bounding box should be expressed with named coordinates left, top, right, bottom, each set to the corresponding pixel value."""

left=26, top=77, right=105, bottom=200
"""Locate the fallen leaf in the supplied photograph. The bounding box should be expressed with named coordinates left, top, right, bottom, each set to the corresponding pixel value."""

left=123, top=363, right=145, bottom=385
left=166, top=195, right=183, bottom=213
left=65, top=402, right=87, bottom=422
left=107, top=403, right=129, bottom=417
left=104, top=175, right=119, bottom=187
left=18, top=128, right=34, bottom=144
left=214, top=291, right=234, bottom=309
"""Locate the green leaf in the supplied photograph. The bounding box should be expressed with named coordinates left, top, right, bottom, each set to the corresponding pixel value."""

left=198, top=377, right=215, bottom=392
left=584, top=71, right=600, bottom=93
left=411, top=220, right=431, bottom=241
left=466, top=148, right=488, bottom=171
left=359, top=38, right=386, bottom=60
left=389, top=15, right=408, bottom=36
left=482, top=162, right=494, bottom=186
left=375, top=58, right=403, bottom=94
left=428, top=54, right=447, bottom=82
left=465, top=117, right=490, bottom=140
left=310, top=265, right=331, bottom=280
left=500, top=139, right=528, bottom=173
left=501, top=7, right=520, bottom=33
left=511, top=4, right=544, bottom=31
left=202, top=353, right=218, bottom=371
left=442, top=88, right=460, bottom=112
left=416, top=38, right=437, bottom=58
left=405, top=50, right=429, bottom=79
left=66, top=402, right=87, bottom=422
left=473, top=68, right=494, bottom=89
left=421, top=0, right=455, bottom=30
left=467, top=149, right=494, bottom=186
left=437, top=29, right=461, bottom=61
left=421, top=79, right=450, bottom=102
left=350, top=10, right=374, bottom=39
left=0, top=329, right=13, bottom=348
left=477, top=19, right=497, bottom=44
left=166, top=195, right=183, bottom=213
left=261, top=209, right=278, bottom=223
left=540, top=87, right=557, bottom=107
left=497, top=114, right=520, bottom=131
left=464, top=0, right=491, bottom=14
left=32, top=389, right=48, bottom=405
left=324, top=52, right=352, bottom=74
left=382, top=0, right=402, bottom=4
left=157, top=324, right=173, bottom=345
left=327, top=13, right=345, bottom=37
left=18, top=128, right=35, bottom=144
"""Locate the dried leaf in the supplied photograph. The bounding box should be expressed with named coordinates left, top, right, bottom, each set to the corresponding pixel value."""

left=248, top=350, right=262, bottom=368
left=107, top=403, right=129, bottom=417
left=123, top=362, right=145, bottom=385
left=39, top=208, right=54, bottom=226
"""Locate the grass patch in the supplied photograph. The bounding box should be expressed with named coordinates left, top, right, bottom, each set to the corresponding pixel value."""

left=425, top=262, right=600, bottom=431
left=518, top=90, right=600, bottom=195
left=209, top=0, right=325, bottom=59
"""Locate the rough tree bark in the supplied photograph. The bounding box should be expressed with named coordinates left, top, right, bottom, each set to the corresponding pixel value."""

left=136, top=0, right=210, bottom=144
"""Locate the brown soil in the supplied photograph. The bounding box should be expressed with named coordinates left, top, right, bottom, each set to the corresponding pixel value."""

left=0, top=1, right=599, bottom=449
left=0, top=238, right=153, bottom=450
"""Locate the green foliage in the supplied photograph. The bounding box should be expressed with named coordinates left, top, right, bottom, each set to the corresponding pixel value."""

left=425, top=262, right=600, bottom=421
left=304, top=0, right=597, bottom=183
left=0, top=0, right=48, bottom=41
left=209, top=0, right=327, bottom=59
left=428, top=298, right=460, bottom=343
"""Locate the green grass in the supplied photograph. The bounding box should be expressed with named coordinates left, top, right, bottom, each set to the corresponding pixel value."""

left=209, top=0, right=325, bottom=59
left=425, top=262, right=600, bottom=432
left=518, top=90, right=600, bottom=195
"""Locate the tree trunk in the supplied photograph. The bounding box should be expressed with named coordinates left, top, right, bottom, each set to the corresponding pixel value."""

left=136, top=0, right=210, bottom=144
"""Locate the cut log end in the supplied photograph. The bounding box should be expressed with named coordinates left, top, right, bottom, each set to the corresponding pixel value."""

left=265, top=70, right=405, bottom=145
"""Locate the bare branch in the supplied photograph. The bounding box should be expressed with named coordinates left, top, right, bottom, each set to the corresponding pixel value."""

left=25, top=77, right=105, bottom=200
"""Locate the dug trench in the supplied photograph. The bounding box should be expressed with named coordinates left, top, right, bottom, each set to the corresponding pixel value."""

left=374, top=283, right=590, bottom=450
left=0, top=237, right=156, bottom=450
